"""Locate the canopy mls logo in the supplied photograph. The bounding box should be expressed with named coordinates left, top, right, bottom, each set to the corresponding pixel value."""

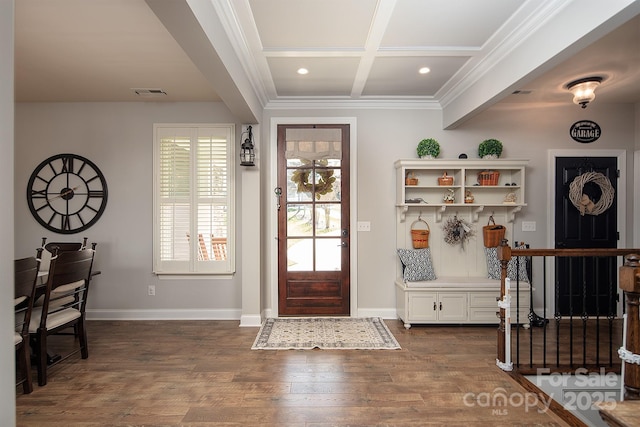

left=570, top=120, right=601, bottom=143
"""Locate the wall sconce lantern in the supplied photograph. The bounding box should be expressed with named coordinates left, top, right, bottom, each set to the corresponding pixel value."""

left=566, top=76, right=603, bottom=108
left=240, top=125, right=255, bottom=166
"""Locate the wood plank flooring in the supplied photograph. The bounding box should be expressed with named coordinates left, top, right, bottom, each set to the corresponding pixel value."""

left=16, top=320, right=573, bottom=426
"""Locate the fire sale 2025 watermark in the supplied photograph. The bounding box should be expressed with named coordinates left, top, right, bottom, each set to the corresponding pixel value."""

left=462, top=368, right=619, bottom=416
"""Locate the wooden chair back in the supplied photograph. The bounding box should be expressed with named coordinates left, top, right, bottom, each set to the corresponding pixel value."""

left=186, top=233, right=210, bottom=260
left=38, top=237, right=88, bottom=272
left=14, top=248, right=43, bottom=394
left=211, top=237, right=227, bottom=260
left=39, top=247, right=95, bottom=319
left=31, top=245, right=96, bottom=386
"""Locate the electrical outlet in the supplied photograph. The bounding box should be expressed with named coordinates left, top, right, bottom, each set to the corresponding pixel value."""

left=357, top=221, right=371, bottom=232
left=148, top=284, right=156, bottom=296
left=522, top=221, right=536, bottom=232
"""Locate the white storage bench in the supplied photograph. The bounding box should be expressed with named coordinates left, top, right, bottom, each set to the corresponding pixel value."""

left=395, top=276, right=531, bottom=329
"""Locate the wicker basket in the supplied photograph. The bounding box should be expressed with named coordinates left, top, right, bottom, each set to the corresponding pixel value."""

left=482, top=215, right=505, bottom=248
left=437, top=172, right=454, bottom=186
left=405, top=172, right=418, bottom=185
left=410, top=218, right=430, bottom=249
left=478, top=170, right=500, bottom=186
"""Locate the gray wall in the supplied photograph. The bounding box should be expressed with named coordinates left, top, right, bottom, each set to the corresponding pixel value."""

left=2, top=1, right=15, bottom=425
left=262, top=102, right=637, bottom=315
left=14, top=100, right=638, bottom=320
left=15, top=102, right=245, bottom=319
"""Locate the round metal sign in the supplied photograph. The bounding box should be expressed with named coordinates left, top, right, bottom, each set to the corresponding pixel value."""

left=570, top=120, right=601, bottom=143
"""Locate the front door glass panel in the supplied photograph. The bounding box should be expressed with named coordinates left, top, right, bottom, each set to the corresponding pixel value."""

left=284, top=128, right=342, bottom=272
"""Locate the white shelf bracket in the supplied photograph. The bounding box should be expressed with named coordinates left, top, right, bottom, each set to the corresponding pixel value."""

left=398, top=205, right=409, bottom=222
left=507, top=206, right=522, bottom=223
left=435, top=205, right=446, bottom=222
left=472, top=206, right=485, bottom=222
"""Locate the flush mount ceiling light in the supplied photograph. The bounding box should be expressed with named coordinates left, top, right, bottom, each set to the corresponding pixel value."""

left=297, top=68, right=309, bottom=75
left=418, top=67, right=431, bottom=75
left=565, top=77, right=603, bottom=108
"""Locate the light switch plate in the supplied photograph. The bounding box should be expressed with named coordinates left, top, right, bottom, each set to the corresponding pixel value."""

left=522, top=221, right=536, bottom=232
left=357, top=221, right=371, bottom=232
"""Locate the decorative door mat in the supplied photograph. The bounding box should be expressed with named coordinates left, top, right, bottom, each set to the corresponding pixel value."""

left=251, top=317, right=401, bottom=350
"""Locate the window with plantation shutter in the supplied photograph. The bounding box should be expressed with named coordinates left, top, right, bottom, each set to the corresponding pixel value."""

left=153, top=124, right=234, bottom=275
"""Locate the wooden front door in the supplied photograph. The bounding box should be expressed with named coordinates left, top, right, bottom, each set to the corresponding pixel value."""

left=277, top=124, right=350, bottom=316
left=555, top=157, right=618, bottom=317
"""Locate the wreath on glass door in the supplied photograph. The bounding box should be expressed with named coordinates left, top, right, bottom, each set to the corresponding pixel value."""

left=290, top=159, right=336, bottom=199
left=568, top=171, right=614, bottom=216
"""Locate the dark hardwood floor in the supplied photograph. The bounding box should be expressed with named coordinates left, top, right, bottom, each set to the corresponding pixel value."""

left=16, top=320, right=573, bottom=426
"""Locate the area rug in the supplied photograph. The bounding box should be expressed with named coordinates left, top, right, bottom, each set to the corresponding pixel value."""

left=251, top=317, right=401, bottom=350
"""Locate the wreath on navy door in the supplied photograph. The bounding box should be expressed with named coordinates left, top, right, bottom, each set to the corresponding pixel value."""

left=568, top=171, right=614, bottom=216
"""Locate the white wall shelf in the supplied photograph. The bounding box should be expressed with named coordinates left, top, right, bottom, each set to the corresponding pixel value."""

left=394, top=158, right=530, bottom=326
left=395, top=159, right=528, bottom=222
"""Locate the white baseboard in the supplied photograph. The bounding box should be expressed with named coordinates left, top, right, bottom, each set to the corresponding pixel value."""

left=86, top=308, right=242, bottom=321
left=357, top=308, right=398, bottom=319
left=242, top=308, right=398, bottom=320
left=239, top=314, right=263, bottom=327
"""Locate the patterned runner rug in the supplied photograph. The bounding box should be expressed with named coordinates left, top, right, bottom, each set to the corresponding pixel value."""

left=251, top=317, right=401, bottom=350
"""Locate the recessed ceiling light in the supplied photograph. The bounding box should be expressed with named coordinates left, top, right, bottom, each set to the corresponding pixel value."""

left=419, top=67, right=431, bottom=75
left=297, top=68, right=309, bottom=75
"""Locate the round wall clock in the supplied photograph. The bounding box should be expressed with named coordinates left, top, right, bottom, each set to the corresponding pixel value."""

left=27, top=153, right=108, bottom=234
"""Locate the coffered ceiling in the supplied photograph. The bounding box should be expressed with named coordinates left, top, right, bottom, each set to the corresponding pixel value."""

left=14, top=0, right=640, bottom=127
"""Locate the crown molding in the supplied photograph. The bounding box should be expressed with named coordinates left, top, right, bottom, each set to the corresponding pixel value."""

left=264, top=98, right=442, bottom=110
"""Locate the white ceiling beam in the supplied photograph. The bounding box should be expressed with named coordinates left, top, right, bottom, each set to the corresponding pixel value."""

left=351, top=0, right=397, bottom=98
left=441, top=0, right=640, bottom=129
left=146, top=0, right=262, bottom=123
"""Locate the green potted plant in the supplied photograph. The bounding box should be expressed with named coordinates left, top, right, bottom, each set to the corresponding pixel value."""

left=417, top=138, right=440, bottom=159
left=478, top=139, right=503, bottom=159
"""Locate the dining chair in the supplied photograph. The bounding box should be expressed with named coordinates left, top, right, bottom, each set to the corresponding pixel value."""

left=186, top=232, right=210, bottom=260
left=14, top=249, right=43, bottom=394
left=29, top=245, right=96, bottom=386
left=211, top=236, right=227, bottom=261
left=38, top=236, right=86, bottom=266
left=35, top=237, right=89, bottom=306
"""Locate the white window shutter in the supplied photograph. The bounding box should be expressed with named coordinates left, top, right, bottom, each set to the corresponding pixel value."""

left=153, top=124, right=234, bottom=275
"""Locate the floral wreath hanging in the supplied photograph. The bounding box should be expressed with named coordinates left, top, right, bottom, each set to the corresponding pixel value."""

left=443, top=215, right=475, bottom=248
left=290, top=159, right=336, bottom=200
left=568, top=171, right=615, bottom=216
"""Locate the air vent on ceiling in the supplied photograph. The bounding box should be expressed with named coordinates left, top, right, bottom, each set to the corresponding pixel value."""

left=512, top=90, right=532, bottom=95
left=132, top=88, right=167, bottom=97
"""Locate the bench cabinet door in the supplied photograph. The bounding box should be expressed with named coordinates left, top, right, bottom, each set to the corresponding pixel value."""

left=407, top=292, right=438, bottom=322
left=437, top=293, right=467, bottom=322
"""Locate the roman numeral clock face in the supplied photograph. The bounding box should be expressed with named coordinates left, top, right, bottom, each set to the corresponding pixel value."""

left=27, top=154, right=108, bottom=234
